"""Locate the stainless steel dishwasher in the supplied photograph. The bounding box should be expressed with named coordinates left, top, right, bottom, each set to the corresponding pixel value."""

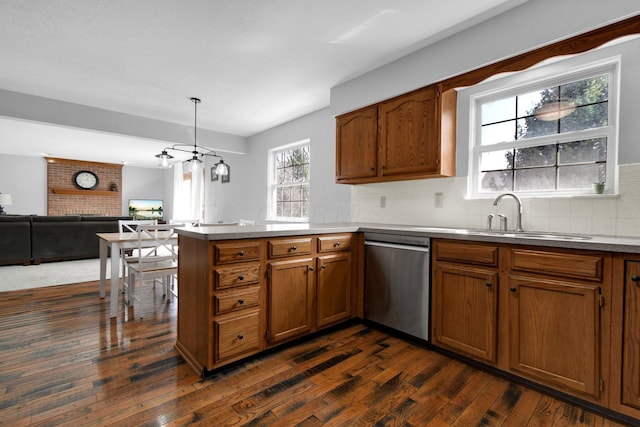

left=364, top=232, right=430, bottom=341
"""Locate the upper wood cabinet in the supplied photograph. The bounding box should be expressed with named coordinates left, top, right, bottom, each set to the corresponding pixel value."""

left=335, top=105, right=378, bottom=181
left=335, top=84, right=456, bottom=184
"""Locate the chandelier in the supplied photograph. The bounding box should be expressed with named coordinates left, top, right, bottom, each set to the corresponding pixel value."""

left=155, top=97, right=229, bottom=175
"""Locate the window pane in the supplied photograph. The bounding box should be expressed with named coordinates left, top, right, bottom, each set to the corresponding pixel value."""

left=515, top=145, right=556, bottom=168
left=560, top=103, right=608, bottom=133
left=290, top=185, right=301, bottom=201
left=277, top=202, right=283, bottom=217
left=561, top=75, right=608, bottom=106
left=282, top=202, right=291, bottom=218
left=302, top=202, right=310, bottom=218
left=517, top=117, right=558, bottom=139
left=481, top=121, right=516, bottom=145
left=558, top=138, right=607, bottom=164
left=558, top=164, right=606, bottom=189
left=481, top=97, right=515, bottom=124
left=291, top=201, right=301, bottom=217
left=480, top=149, right=513, bottom=171
left=518, top=87, right=558, bottom=118
left=481, top=170, right=513, bottom=192
left=514, top=168, right=556, bottom=191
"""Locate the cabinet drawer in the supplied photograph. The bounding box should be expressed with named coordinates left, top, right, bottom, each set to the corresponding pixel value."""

left=510, top=249, right=604, bottom=282
left=268, top=237, right=312, bottom=258
left=434, top=240, right=498, bottom=267
left=214, top=287, right=260, bottom=315
left=214, top=263, right=260, bottom=290
left=214, top=240, right=262, bottom=264
left=215, top=311, right=260, bottom=362
left=318, top=234, right=352, bottom=252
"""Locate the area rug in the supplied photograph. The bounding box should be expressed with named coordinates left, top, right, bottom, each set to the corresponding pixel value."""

left=0, top=259, right=111, bottom=292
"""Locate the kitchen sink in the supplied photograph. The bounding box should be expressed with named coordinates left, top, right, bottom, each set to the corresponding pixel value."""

left=411, top=227, right=592, bottom=241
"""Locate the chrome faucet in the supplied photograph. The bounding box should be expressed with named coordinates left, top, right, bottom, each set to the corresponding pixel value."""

left=493, top=192, right=524, bottom=232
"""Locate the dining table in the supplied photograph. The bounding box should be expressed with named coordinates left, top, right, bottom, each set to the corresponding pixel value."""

left=97, top=231, right=178, bottom=318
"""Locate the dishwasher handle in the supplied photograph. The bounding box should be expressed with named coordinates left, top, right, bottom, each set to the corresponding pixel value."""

left=365, top=240, right=430, bottom=252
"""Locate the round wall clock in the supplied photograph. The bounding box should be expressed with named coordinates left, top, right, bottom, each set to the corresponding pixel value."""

left=73, top=170, right=99, bottom=190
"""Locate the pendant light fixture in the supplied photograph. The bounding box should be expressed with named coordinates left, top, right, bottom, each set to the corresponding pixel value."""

left=154, top=97, right=229, bottom=175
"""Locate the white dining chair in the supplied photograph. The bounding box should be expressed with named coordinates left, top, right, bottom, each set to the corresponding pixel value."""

left=125, top=223, right=181, bottom=318
left=118, top=219, right=157, bottom=297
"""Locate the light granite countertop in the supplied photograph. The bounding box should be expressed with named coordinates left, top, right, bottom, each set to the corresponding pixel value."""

left=176, top=222, right=640, bottom=254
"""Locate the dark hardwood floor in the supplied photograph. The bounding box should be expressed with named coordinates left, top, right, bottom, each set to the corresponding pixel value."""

left=0, top=281, right=629, bottom=426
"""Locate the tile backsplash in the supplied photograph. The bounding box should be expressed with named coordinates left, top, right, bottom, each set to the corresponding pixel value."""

left=351, top=163, right=640, bottom=237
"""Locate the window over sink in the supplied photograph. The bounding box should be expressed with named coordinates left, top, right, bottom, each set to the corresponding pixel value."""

left=466, top=56, right=619, bottom=198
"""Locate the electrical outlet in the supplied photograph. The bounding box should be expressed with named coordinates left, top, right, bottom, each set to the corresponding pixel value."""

left=434, top=192, right=444, bottom=208
left=380, top=196, right=386, bottom=208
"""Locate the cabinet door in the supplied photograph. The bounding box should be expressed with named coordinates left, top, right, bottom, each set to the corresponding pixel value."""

left=336, top=105, right=378, bottom=181
left=316, top=253, right=351, bottom=328
left=267, top=258, right=315, bottom=345
left=508, top=275, right=601, bottom=399
left=622, top=261, right=640, bottom=410
left=379, top=85, right=439, bottom=177
left=432, top=263, right=498, bottom=364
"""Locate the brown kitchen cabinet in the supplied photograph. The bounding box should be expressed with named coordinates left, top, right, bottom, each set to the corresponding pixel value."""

left=504, top=247, right=608, bottom=402
left=335, top=105, right=378, bottom=181
left=267, top=256, right=315, bottom=345
left=432, top=240, right=499, bottom=364
left=610, top=256, right=640, bottom=420
left=431, top=239, right=612, bottom=407
left=335, top=83, right=456, bottom=184
left=266, top=234, right=355, bottom=345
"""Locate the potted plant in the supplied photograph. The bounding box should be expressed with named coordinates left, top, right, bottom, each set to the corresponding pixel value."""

left=592, top=182, right=605, bottom=194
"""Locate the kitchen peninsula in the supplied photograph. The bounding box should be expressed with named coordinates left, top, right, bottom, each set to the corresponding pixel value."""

left=175, top=223, right=640, bottom=425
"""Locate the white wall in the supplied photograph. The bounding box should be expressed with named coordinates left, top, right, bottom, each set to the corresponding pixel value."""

left=0, top=153, right=166, bottom=216
left=0, top=154, right=47, bottom=215
left=209, top=108, right=351, bottom=224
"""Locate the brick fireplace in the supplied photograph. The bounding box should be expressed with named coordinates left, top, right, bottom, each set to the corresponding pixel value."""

left=46, top=157, right=123, bottom=216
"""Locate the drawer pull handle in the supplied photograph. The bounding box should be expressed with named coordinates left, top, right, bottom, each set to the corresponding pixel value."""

left=290, top=246, right=297, bottom=251
left=238, top=275, right=244, bottom=281
left=238, top=250, right=245, bottom=257
left=334, top=242, right=341, bottom=247
left=510, top=287, right=517, bottom=292
left=237, top=334, right=244, bottom=340
left=486, top=282, right=492, bottom=288
left=632, top=275, right=640, bottom=282
left=237, top=299, right=244, bottom=305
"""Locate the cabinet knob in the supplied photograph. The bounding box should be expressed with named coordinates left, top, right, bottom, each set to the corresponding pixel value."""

left=334, top=242, right=341, bottom=247
left=238, top=275, right=244, bottom=281
left=486, top=282, right=492, bottom=288
left=237, top=334, right=244, bottom=340
left=321, top=265, right=326, bottom=269
left=237, top=299, right=244, bottom=305
left=309, top=266, right=314, bottom=271
left=510, top=287, right=517, bottom=292
left=290, top=246, right=297, bottom=251
left=632, top=275, right=640, bottom=282
left=238, top=250, right=245, bottom=257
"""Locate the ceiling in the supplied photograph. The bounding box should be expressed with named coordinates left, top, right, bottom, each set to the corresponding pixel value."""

left=0, top=0, right=527, bottom=167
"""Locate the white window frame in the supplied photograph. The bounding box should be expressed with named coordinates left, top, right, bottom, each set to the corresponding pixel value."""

left=467, top=56, right=619, bottom=199
left=267, top=139, right=311, bottom=222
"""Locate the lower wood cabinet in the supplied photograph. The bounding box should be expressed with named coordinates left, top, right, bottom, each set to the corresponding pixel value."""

left=432, top=262, right=498, bottom=364
left=267, top=257, right=315, bottom=345
left=176, top=233, right=358, bottom=376
left=506, top=275, right=601, bottom=399
left=432, top=239, right=612, bottom=409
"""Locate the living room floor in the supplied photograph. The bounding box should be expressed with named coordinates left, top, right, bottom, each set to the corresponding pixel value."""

left=0, top=281, right=628, bottom=426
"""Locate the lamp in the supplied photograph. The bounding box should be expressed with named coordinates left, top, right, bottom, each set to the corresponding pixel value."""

left=0, top=193, right=12, bottom=215
left=534, top=99, right=576, bottom=121
left=154, top=97, right=229, bottom=174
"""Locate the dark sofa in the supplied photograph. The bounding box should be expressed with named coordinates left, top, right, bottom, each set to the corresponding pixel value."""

left=30, top=215, right=131, bottom=264
left=0, top=215, right=131, bottom=265
left=0, top=215, right=32, bottom=266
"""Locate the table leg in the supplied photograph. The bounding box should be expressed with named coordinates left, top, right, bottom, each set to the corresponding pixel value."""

left=110, top=242, right=121, bottom=318
left=99, top=239, right=107, bottom=298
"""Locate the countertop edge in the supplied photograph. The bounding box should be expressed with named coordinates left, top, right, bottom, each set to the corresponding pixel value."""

left=176, top=222, right=640, bottom=253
